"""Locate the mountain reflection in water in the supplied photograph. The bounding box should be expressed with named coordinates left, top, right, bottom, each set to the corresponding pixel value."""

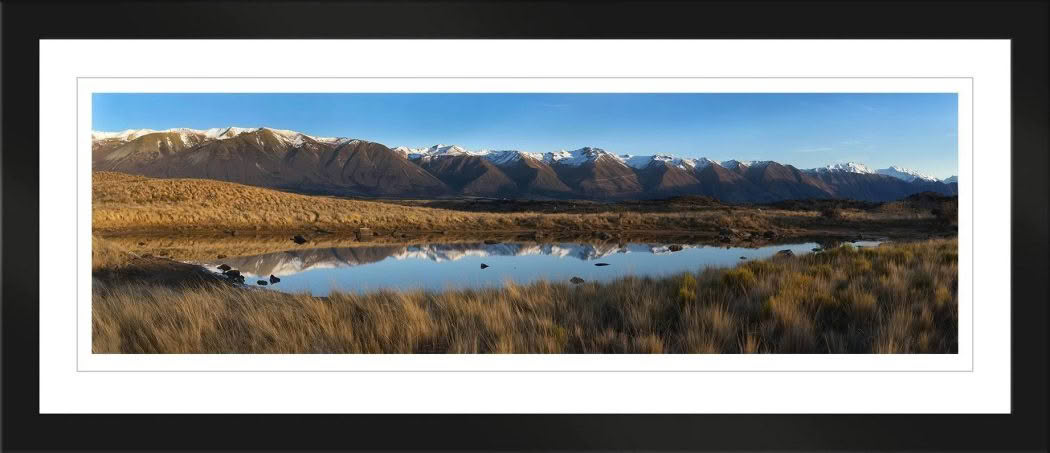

left=199, top=241, right=882, bottom=295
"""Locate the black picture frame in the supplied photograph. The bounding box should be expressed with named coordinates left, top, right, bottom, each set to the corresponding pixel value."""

left=2, top=1, right=1046, bottom=451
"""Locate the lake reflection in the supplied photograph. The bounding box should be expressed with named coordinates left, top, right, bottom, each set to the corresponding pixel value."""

left=199, top=241, right=882, bottom=295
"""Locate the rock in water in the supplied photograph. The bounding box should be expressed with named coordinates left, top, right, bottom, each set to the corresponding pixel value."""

left=269, top=274, right=280, bottom=284
left=356, top=227, right=373, bottom=239
left=292, top=235, right=308, bottom=245
left=257, top=280, right=268, bottom=286
left=668, top=244, right=684, bottom=252
left=217, top=264, right=231, bottom=271
left=480, top=263, right=490, bottom=269
left=776, top=249, right=794, bottom=257
left=594, top=263, right=610, bottom=267
left=740, top=256, right=747, bottom=260
left=570, top=276, right=585, bottom=284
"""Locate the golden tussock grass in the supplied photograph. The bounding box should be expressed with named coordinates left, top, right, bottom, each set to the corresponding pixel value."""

left=92, top=238, right=958, bottom=354
left=93, top=171, right=799, bottom=234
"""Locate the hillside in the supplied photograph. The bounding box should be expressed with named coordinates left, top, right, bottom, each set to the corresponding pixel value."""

left=91, top=127, right=958, bottom=202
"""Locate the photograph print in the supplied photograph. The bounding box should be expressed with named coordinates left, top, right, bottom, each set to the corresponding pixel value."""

left=90, top=92, right=959, bottom=354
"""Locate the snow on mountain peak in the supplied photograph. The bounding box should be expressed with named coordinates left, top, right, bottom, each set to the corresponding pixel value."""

left=479, top=150, right=543, bottom=166
left=876, top=166, right=938, bottom=182
left=720, top=159, right=752, bottom=170
left=808, top=162, right=876, bottom=174
left=544, top=147, right=625, bottom=167
left=91, top=129, right=162, bottom=141
left=620, top=153, right=702, bottom=171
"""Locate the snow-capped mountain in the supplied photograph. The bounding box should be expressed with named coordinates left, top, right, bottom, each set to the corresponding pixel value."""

left=807, top=162, right=877, bottom=175
left=92, top=127, right=957, bottom=202
left=621, top=154, right=701, bottom=171
left=806, top=162, right=952, bottom=183
left=942, top=175, right=958, bottom=183
left=542, top=147, right=626, bottom=166
left=91, top=126, right=353, bottom=149
left=875, top=166, right=939, bottom=182
left=720, top=159, right=752, bottom=171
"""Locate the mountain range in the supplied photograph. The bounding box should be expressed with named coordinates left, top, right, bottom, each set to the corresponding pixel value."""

left=92, top=127, right=958, bottom=202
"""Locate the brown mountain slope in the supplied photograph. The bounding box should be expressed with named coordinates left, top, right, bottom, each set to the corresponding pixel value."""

left=419, top=155, right=517, bottom=196
left=494, top=157, right=574, bottom=197
left=551, top=156, right=643, bottom=199
left=694, top=163, right=770, bottom=203
left=740, top=162, right=832, bottom=201
left=634, top=162, right=701, bottom=196
left=93, top=131, right=209, bottom=171
left=92, top=129, right=449, bottom=197
left=807, top=171, right=923, bottom=202
left=317, top=140, right=449, bottom=196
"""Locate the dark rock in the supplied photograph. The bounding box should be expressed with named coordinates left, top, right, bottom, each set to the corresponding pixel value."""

left=217, top=264, right=231, bottom=271
left=484, top=239, right=500, bottom=245
left=776, top=249, right=794, bottom=257
left=594, top=263, right=610, bottom=266
left=480, top=263, right=490, bottom=269
left=217, top=254, right=227, bottom=259
left=740, top=256, right=747, bottom=259
left=596, top=231, right=613, bottom=240
left=812, top=248, right=822, bottom=252
left=292, top=235, right=308, bottom=245
left=224, top=269, right=241, bottom=278
left=138, top=242, right=146, bottom=246
left=269, top=274, right=280, bottom=284
left=668, top=244, right=684, bottom=252
left=257, top=280, right=268, bottom=286
left=570, top=276, right=585, bottom=284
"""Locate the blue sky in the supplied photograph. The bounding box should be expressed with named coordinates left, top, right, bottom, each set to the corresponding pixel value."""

left=93, top=93, right=958, bottom=178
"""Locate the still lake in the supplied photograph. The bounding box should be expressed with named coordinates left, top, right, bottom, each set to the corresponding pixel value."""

left=195, top=240, right=883, bottom=296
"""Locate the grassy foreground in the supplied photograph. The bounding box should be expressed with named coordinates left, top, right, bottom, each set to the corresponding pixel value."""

left=92, top=238, right=958, bottom=354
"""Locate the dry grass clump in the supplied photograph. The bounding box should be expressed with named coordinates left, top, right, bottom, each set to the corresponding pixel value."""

left=92, top=238, right=958, bottom=354
left=92, top=235, right=136, bottom=271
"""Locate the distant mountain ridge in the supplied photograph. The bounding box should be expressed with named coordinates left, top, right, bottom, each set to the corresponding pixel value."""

left=92, top=127, right=958, bottom=202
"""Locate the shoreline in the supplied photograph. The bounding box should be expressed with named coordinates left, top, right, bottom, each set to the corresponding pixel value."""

left=92, top=237, right=960, bottom=354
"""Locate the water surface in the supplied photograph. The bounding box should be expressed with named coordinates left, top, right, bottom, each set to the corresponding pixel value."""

left=196, top=240, right=882, bottom=296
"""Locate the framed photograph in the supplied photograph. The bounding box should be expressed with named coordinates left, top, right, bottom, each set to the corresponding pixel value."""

left=3, top=1, right=1046, bottom=451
